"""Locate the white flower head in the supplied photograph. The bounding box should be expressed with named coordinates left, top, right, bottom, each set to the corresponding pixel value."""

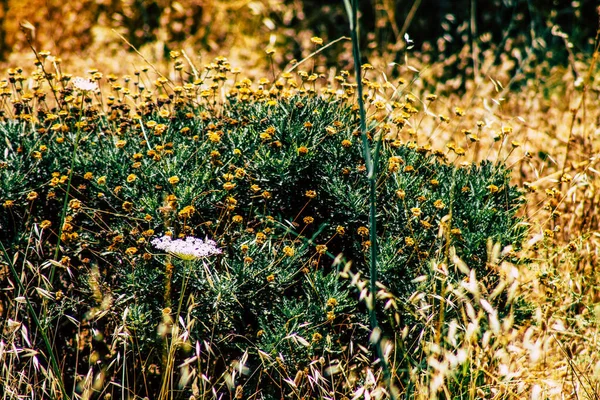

left=72, top=77, right=98, bottom=92
left=152, top=235, right=221, bottom=260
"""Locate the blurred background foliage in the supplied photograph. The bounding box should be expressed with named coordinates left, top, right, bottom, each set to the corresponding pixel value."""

left=0, top=0, right=597, bottom=75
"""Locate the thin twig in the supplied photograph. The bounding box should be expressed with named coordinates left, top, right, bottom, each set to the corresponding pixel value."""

left=285, top=36, right=350, bottom=74
left=112, top=29, right=175, bottom=87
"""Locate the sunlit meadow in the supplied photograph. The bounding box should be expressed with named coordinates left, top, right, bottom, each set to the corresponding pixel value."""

left=1, top=2, right=600, bottom=399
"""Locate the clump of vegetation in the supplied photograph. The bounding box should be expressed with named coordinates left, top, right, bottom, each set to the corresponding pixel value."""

left=0, top=45, right=532, bottom=398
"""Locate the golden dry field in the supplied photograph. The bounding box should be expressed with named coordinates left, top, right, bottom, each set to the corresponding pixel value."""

left=1, top=1, right=600, bottom=399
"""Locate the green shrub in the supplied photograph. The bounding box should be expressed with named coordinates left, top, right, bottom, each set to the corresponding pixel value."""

left=0, top=76, right=526, bottom=398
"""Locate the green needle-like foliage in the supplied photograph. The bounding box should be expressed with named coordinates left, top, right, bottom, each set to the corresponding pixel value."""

left=0, top=73, right=526, bottom=398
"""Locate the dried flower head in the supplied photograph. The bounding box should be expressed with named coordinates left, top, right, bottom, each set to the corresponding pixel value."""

left=357, top=226, right=369, bottom=236
left=305, top=190, right=317, bottom=199
left=315, top=244, right=327, bottom=254
left=410, top=207, right=422, bottom=217
left=27, top=191, right=38, bottom=201
left=297, top=146, right=309, bottom=155
left=310, top=36, right=323, bottom=45
left=283, top=246, right=295, bottom=257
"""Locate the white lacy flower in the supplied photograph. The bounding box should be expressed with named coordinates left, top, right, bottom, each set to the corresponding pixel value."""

left=152, top=235, right=221, bottom=260
left=72, top=77, right=98, bottom=92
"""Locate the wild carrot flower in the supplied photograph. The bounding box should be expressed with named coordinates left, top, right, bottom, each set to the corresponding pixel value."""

left=72, top=77, right=98, bottom=92
left=152, top=235, right=221, bottom=260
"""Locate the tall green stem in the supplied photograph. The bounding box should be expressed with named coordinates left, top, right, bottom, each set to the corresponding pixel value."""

left=343, top=0, right=394, bottom=396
